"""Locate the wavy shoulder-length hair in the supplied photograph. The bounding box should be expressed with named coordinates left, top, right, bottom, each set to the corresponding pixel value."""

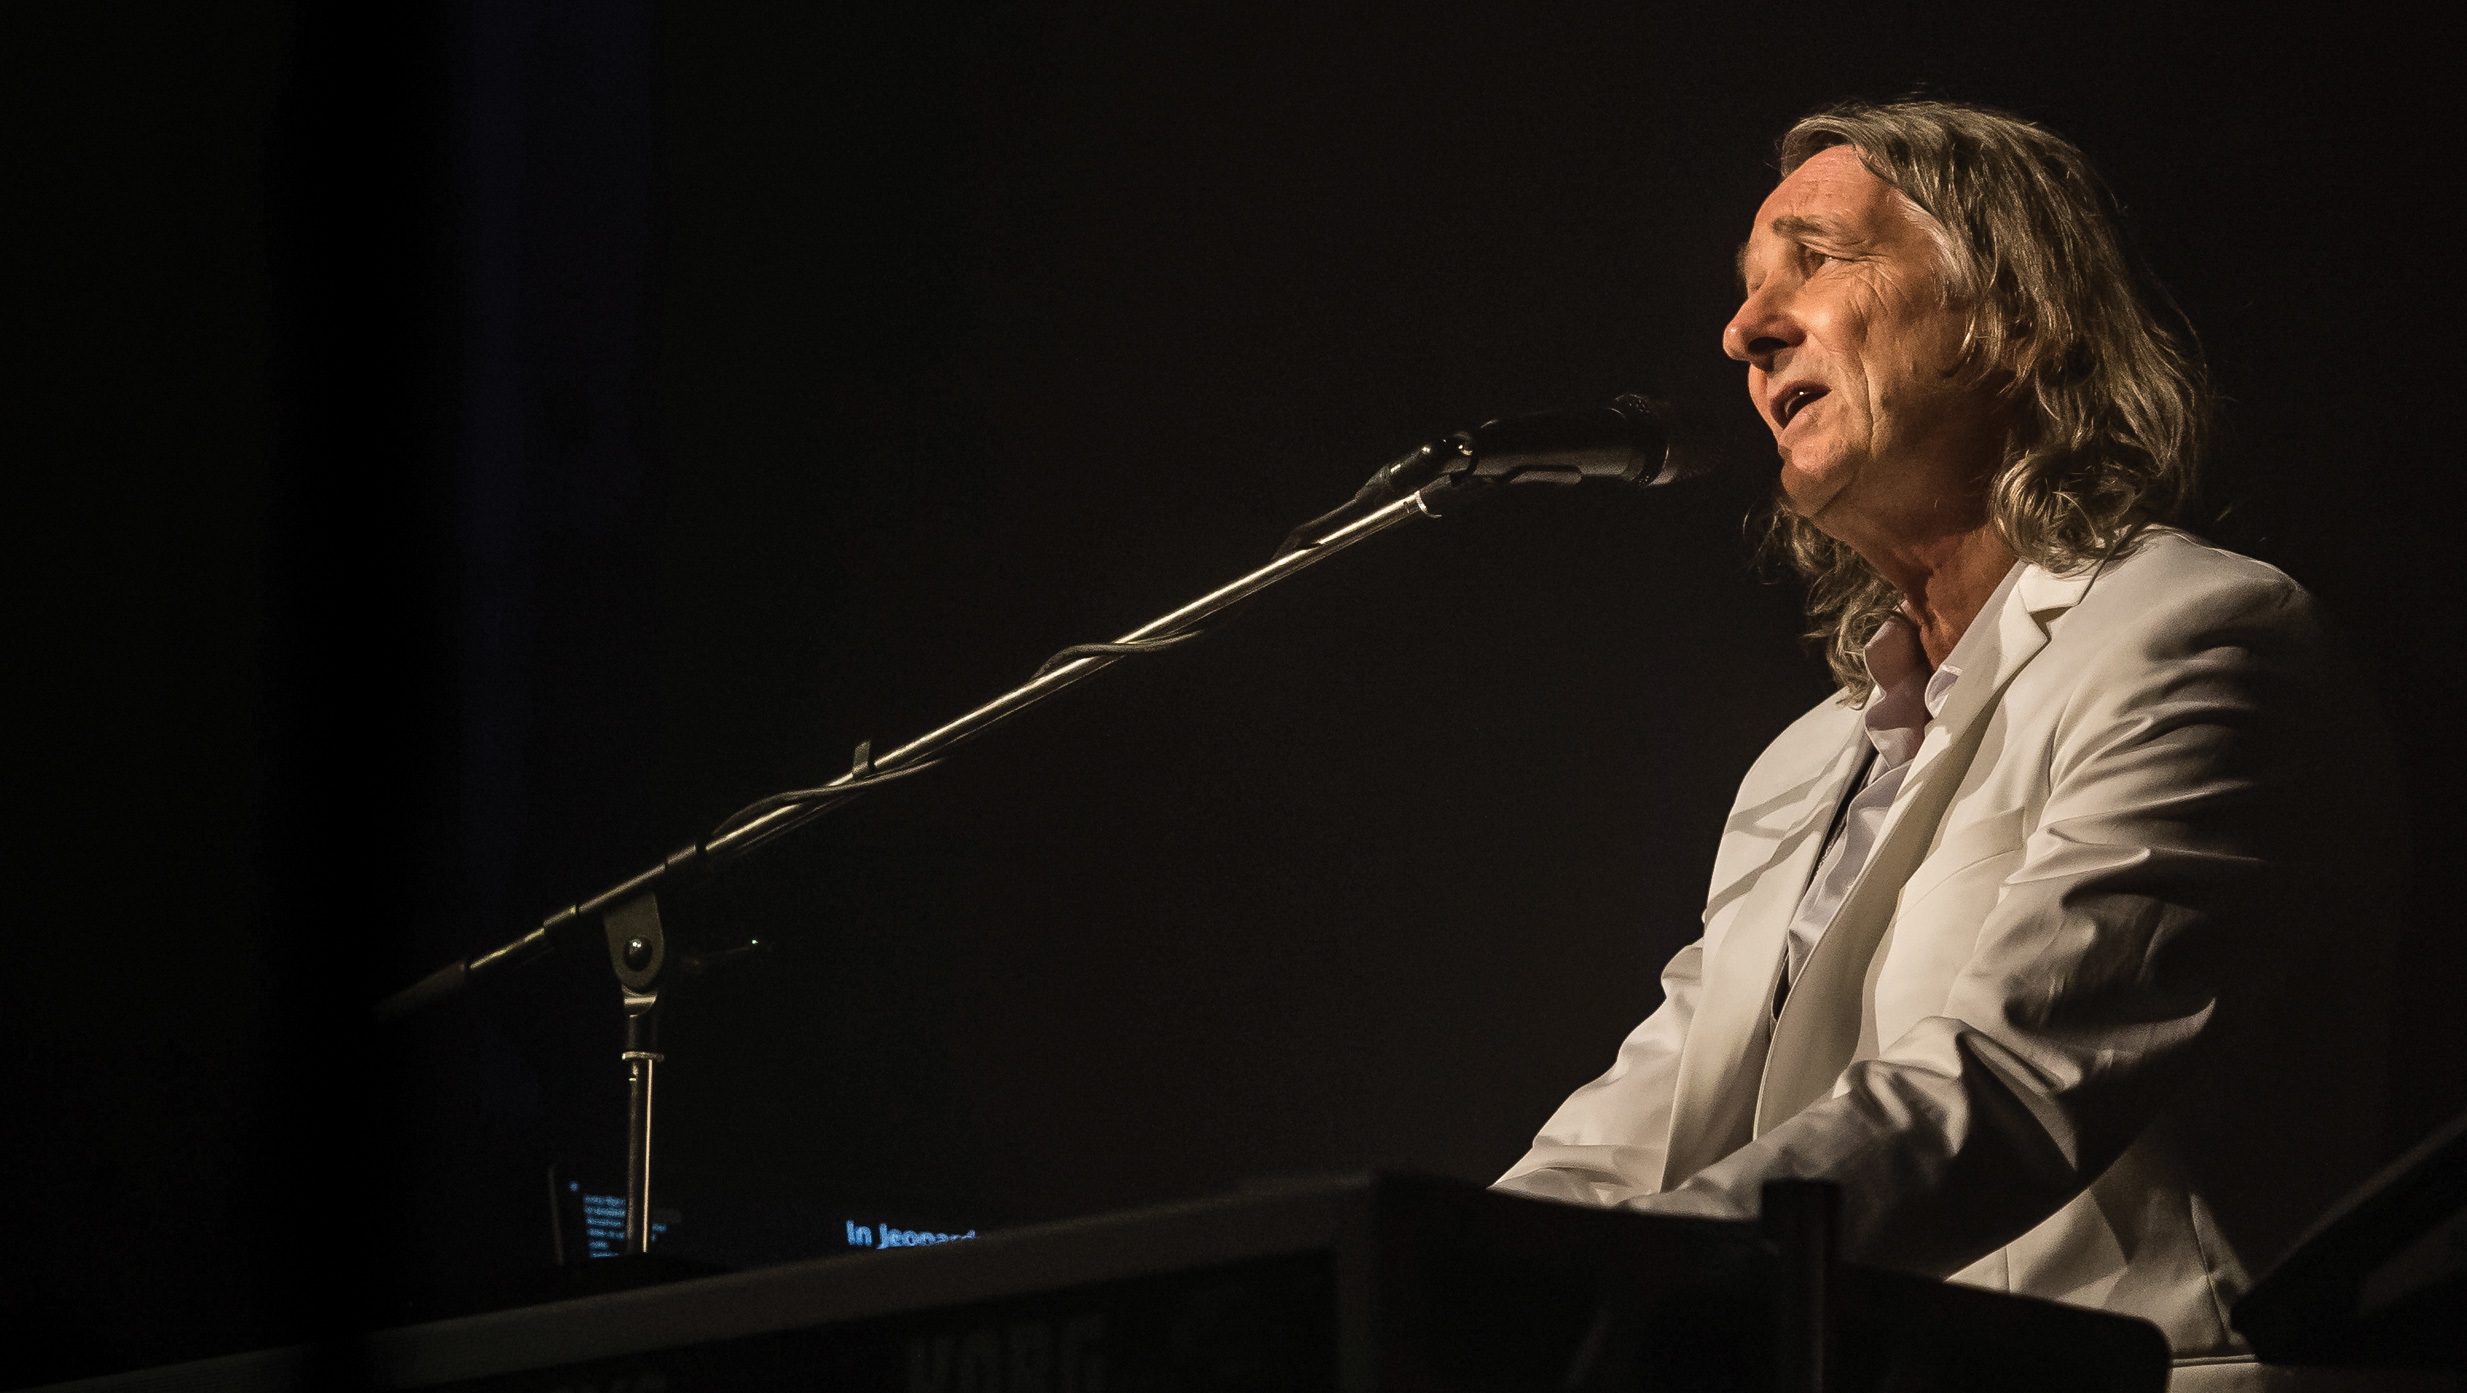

left=1760, top=100, right=2212, bottom=699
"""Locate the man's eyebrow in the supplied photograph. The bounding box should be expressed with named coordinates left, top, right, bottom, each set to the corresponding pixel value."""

left=1769, top=213, right=1849, bottom=244
left=1737, top=215, right=1857, bottom=292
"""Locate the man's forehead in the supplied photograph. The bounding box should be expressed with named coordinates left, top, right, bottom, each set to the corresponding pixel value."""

left=1759, top=152, right=1892, bottom=242
left=1767, top=144, right=1889, bottom=212
left=1735, top=150, right=1902, bottom=283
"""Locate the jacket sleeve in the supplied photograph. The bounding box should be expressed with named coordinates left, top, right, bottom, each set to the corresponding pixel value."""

left=1492, top=935, right=1705, bottom=1205
left=1633, top=574, right=2336, bottom=1276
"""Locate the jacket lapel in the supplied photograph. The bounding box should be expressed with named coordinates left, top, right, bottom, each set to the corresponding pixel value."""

left=1752, top=562, right=2093, bottom=1134
left=1656, top=714, right=1871, bottom=1189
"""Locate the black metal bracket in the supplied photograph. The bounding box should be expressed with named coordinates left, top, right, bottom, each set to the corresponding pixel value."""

left=601, top=893, right=668, bottom=1256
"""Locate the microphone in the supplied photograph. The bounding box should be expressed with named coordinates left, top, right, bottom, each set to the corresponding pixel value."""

left=1452, top=392, right=1711, bottom=490
left=1276, top=393, right=1710, bottom=558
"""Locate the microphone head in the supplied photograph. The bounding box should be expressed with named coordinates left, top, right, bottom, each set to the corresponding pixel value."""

left=1456, top=393, right=1716, bottom=489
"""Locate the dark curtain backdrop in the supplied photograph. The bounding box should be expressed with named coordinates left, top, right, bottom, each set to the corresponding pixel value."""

left=5, top=2, right=2453, bottom=1383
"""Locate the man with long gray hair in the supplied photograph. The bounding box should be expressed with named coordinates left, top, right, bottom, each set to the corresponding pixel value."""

left=1496, top=100, right=2403, bottom=1390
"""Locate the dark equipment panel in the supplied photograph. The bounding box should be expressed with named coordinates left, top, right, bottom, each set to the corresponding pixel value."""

left=43, top=1174, right=2172, bottom=1392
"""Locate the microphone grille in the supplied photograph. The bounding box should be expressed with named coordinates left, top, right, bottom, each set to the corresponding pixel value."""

left=1610, top=392, right=1721, bottom=488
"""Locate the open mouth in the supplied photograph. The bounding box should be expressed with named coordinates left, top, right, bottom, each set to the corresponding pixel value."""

left=1775, top=384, right=1828, bottom=429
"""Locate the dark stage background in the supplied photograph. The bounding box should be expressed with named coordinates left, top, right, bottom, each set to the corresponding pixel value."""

left=6, top=2, right=2455, bottom=1383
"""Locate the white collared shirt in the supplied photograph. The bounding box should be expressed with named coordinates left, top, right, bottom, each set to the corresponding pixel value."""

left=1777, top=612, right=1963, bottom=1002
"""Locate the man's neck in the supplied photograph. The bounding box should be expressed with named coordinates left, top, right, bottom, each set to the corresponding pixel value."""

left=1862, top=524, right=2016, bottom=668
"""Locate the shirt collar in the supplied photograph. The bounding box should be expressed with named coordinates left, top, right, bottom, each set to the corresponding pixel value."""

left=1859, top=616, right=1931, bottom=766
left=1857, top=560, right=2025, bottom=762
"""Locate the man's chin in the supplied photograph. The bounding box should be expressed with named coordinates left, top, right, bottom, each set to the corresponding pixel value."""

left=1773, top=461, right=1846, bottom=523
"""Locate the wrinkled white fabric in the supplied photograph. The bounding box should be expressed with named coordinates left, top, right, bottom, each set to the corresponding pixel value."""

left=1495, top=531, right=2402, bottom=1392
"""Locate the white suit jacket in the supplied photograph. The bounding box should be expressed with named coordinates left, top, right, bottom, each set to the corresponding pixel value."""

left=1496, top=530, right=2409, bottom=1391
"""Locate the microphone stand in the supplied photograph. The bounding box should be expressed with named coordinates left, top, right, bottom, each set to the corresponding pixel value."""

left=375, top=438, right=1476, bottom=1257
left=375, top=393, right=1688, bottom=1258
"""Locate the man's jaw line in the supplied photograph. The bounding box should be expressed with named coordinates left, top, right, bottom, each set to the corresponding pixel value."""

left=1784, top=449, right=2006, bottom=606
left=1776, top=450, right=1856, bottom=531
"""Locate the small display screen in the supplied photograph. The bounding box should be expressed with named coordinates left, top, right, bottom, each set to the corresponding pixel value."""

left=559, top=1181, right=673, bottom=1261
left=551, top=1163, right=976, bottom=1269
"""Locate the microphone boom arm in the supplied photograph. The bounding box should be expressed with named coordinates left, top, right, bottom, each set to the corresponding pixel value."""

left=374, top=387, right=1696, bottom=1020
left=374, top=466, right=1457, bottom=1022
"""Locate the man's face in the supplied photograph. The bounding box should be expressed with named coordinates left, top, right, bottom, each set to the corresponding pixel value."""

left=1724, top=145, right=2005, bottom=542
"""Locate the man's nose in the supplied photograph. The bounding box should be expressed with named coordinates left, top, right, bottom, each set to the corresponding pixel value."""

left=1723, top=287, right=1798, bottom=370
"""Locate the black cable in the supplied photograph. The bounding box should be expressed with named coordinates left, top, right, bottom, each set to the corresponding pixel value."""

left=1031, top=630, right=1206, bottom=680
left=708, top=742, right=945, bottom=840
left=709, top=627, right=1214, bottom=843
